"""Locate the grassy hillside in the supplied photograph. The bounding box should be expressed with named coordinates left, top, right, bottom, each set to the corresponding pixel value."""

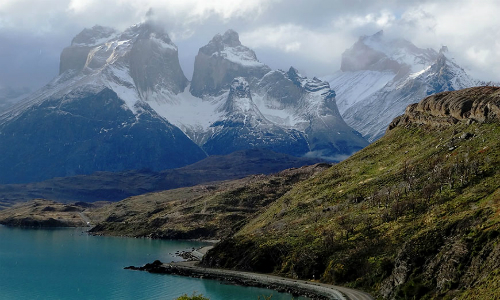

left=88, top=163, right=331, bottom=239
left=203, top=87, right=500, bottom=299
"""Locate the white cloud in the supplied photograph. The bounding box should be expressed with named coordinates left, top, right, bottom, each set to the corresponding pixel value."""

left=1, top=0, right=500, bottom=88
left=241, top=24, right=351, bottom=75
left=389, top=0, right=500, bottom=82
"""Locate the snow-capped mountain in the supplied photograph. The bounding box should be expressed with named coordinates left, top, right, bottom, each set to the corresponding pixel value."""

left=150, top=29, right=367, bottom=158
left=325, top=31, right=478, bottom=142
left=0, top=23, right=206, bottom=183
left=0, top=23, right=368, bottom=184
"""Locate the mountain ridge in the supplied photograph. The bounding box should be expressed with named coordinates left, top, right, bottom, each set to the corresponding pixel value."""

left=0, top=23, right=367, bottom=183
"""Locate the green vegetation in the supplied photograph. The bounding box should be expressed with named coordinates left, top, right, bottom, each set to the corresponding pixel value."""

left=203, top=121, right=500, bottom=299
left=87, top=164, right=330, bottom=239
left=175, top=292, right=210, bottom=300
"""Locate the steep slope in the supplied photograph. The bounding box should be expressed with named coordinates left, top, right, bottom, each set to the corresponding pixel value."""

left=202, top=77, right=309, bottom=155
left=0, top=23, right=206, bottom=184
left=326, top=31, right=478, bottom=142
left=202, top=87, right=500, bottom=299
left=256, top=67, right=368, bottom=159
left=0, top=149, right=322, bottom=209
left=0, top=87, right=205, bottom=184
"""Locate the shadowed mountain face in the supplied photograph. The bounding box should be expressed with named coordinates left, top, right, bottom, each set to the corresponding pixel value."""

left=0, top=24, right=367, bottom=184
left=0, top=88, right=205, bottom=184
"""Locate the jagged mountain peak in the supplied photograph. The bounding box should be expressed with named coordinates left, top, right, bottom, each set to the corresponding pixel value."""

left=286, top=66, right=304, bottom=82
left=191, top=30, right=270, bottom=97
left=120, top=21, right=176, bottom=48
left=200, top=29, right=263, bottom=66
left=203, top=29, right=243, bottom=53
left=328, top=32, right=480, bottom=142
left=218, top=29, right=242, bottom=47
left=221, top=77, right=267, bottom=123
left=71, top=25, right=117, bottom=47
left=56, top=20, right=188, bottom=103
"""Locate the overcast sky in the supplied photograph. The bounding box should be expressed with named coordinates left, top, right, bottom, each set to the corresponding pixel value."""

left=1, top=0, right=499, bottom=90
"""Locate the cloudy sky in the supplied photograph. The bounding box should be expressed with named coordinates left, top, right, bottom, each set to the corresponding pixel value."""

left=1, top=0, right=499, bottom=90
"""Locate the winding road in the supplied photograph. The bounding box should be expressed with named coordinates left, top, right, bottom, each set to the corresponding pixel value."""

left=169, top=253, right=374, bottom=300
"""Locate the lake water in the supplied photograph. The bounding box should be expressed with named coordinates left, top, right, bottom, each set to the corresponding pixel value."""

left=0, top=226, right=306, bottom=300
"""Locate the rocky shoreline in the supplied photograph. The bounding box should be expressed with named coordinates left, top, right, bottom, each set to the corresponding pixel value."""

left=126, top=260, right=348, bottom=300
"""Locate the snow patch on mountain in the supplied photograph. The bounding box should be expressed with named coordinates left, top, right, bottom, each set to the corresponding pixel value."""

left=148, top=85, right=224, bottom=137
left=217, top=46, right=267, bottom=68
left=252, top=94, right=302, bottom=128
left=324, top=70, right=396, bottom=114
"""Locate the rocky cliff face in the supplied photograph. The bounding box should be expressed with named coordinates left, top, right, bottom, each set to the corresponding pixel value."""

left=388, top=86, right=500, bottom=130
left=190, top=30, right=271, bottom=97
left=59, top=23, right=188, bottom=97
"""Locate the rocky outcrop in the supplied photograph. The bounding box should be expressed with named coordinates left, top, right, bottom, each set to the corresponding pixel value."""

left=388, top=86, right=500, bottom=130
left=190, top=30, right=271, bottom=97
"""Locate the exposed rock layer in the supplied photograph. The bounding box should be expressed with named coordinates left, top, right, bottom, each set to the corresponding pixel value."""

left=388, top=86, right=500, bottom=130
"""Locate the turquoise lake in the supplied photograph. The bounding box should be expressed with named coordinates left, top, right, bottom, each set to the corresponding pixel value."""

left=0, top=226, right=306, bottom=300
